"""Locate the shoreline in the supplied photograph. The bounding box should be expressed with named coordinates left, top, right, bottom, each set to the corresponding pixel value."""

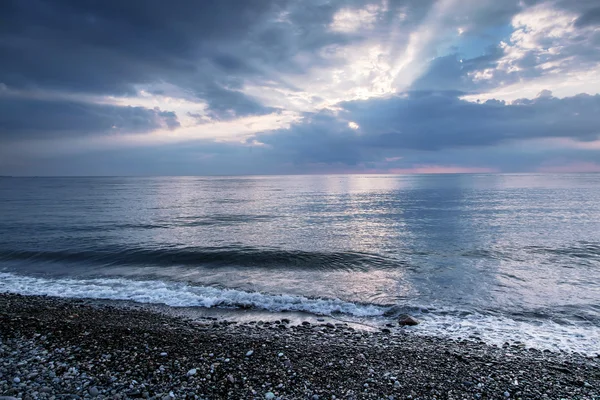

left=1, top=293, right=598, bottom=399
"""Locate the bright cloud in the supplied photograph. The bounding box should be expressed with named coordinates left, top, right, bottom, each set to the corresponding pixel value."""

left=465, top=3, right=600, bottom=102
left=329, top=3, right=383, bottom=33
left=1, top=0, right=600, bottom=175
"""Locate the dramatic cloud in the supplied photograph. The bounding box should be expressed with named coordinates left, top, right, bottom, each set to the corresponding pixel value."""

left=0, top=0, right=289, bottom=118
left=575, top=7, right=600, bottom=28
left=0, top=0, right=599, bottom=175
left=0, top=97, right=179, bottom=139
left=257, top=90, right=600, bottom=164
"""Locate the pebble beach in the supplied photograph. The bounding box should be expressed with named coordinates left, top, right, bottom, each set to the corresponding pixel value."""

left=1, top=293, right=599, bottom=400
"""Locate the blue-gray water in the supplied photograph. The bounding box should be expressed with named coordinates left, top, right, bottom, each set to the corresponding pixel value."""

left=1, top=174, right=599, bottom=354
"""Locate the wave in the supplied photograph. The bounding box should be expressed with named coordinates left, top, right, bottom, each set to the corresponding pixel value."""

left=1, top=272, right=598, bottom=355
left=0, top=272, right=385, bottom=317
left=525, top=242, right=600, bottom=261
left=0, top=214, right=276, bottom=232
left=171, top=214, right=276, bottom=227
left=0, top=246, right=399, bottom=271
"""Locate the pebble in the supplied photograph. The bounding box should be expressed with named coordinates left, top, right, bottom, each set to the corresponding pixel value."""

left=398, top=315, right=419, bottom=326
left=12, top=377, right=20, bottom=384
left=0, top=293, right=598, bottom=400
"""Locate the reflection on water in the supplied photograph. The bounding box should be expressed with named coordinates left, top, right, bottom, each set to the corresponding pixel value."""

left=1, top=174, right=599, bottom=332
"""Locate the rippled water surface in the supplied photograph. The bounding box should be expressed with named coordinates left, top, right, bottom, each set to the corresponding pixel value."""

left=1, top=175, right=599, bottom=354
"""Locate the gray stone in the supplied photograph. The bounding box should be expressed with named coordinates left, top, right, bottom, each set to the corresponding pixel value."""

left=398, top=315, right=419, bottom=326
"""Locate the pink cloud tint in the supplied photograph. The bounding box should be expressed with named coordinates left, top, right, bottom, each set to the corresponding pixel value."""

left=387, top=165, right=498, bottom=174
left=536, top=162, right=600, bottom=173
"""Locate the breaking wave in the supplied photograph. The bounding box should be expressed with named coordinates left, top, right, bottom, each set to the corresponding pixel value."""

left=0, top=272, right=385, bottom=317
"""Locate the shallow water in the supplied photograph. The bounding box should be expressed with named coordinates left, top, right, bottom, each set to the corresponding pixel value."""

left=1, top=174, right=599, bottom=354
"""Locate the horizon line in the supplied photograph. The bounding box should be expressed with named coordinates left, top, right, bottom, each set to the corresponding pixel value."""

left=2, top=172, right=600, bottom=178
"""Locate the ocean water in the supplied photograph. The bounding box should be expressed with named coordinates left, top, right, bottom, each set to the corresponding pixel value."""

left=0, top=174, right=599, bottom=355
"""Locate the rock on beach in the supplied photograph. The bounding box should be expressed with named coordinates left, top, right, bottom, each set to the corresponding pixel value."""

left=0, top=293, right=598, bottom=400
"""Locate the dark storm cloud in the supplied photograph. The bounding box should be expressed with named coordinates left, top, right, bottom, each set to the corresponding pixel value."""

left=0, top=97, right=179, bottom=138
left=257, top=112, right=365, bottom=165
left=0, top=0, right=277, bottom=87
left=0, top=0, right=558, bottom=121
left=195, top=83, right=276, bottom=121
left=575, top=7, right=600, bottom=27
left=1, top=0, right=600, bottom=175
left=0, top=0, right=291, bottom=118
left=0, top=0, right=464, bottom=119
left=0, top=0, right=372, bottom=119
left=348, top=91, right=600, bottom=148
left=257, top=91, right=600, bottom=164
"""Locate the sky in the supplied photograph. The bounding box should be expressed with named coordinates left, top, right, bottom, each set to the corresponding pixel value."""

left=1, top=0, right=600, bottom=175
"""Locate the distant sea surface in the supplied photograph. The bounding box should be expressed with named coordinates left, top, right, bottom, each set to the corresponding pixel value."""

left=1, top=174, right=599, bottom=354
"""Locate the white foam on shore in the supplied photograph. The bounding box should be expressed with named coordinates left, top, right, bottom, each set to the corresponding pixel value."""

left=413, top=312, right=600, bottom=356
left=0, top=272, right=385, bottom=317
left=1, top=272, right=598, bottom=355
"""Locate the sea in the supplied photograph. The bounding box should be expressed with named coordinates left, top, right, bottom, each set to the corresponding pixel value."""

left=0, top=174, right=599, bottom=355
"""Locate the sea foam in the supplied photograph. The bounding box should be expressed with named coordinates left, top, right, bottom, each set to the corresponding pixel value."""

left=0, top=272, right=384, bottom=317
left=413, top=311, right=600, bottom=356
left=1, top=271, right=598, bottom=355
